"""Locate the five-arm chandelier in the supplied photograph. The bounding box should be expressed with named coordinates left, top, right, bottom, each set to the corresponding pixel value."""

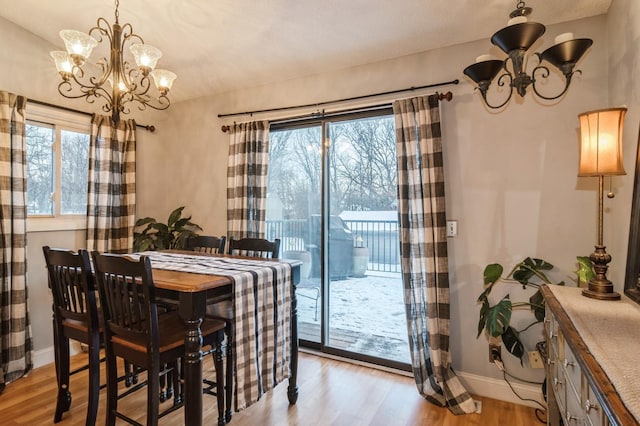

left=50, top=0, right=176, bottom=125
left=463, top=1, right=593, bottom=109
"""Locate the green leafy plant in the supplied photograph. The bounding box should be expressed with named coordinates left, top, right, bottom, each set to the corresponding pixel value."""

left=574, top=255, right=595, bottom=288
left=477, top=257, right=564, bottom=362
left=133, top=206, right=202, bottom=252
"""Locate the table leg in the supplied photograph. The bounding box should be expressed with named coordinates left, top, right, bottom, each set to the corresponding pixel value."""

left=287, top=281, right=299, bottom=404
left=180, top=292, right=206, bottom=426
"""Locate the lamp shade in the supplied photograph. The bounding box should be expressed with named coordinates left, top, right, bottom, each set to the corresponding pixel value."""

left=130, top=44, right=162, bottom=71
left=59, top=30, right=97, bottom=61
left=578, top=107, right=627, bottom=176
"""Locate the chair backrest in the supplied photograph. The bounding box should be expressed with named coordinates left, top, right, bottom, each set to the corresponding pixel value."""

left=228, top=237, right=280, bottom=259
left=92, top=252, right=158, bottom=351
left=184, top=235, right=226, bottom=254
left=43, top=246, right=99, bottom=329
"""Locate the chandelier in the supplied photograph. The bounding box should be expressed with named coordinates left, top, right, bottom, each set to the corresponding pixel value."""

left=463, top=1, right=593, bottom=109
left=50, top=0, right=176, bottom=125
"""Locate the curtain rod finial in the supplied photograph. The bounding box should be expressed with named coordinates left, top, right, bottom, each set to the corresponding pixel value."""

left=438, top=92, right=453, bottom=102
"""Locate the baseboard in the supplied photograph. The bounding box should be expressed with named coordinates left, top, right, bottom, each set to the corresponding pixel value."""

left=33, top=344, right=543, bottom=409
left=458, top=370, right=545, bottom=409
left=32, top=342, right=83, bottom=369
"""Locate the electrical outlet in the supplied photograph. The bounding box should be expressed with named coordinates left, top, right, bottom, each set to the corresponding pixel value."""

left=528, top=351, right=544, bottom=369
left=489, top=344, right=501, bottom=363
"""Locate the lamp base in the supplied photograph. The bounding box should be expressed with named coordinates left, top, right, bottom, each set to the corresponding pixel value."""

left=582, top=287, right=621, bottom=300
left=581, top=244, right=621, bottom=301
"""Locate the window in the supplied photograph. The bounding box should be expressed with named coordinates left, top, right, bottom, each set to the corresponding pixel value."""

left=25, top=103, right=91, bottom=231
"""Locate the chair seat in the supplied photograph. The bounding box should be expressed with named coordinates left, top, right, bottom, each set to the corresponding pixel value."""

left=62, top=316, right=104, bottom=333
left=111, top=313, right=226, bottom=354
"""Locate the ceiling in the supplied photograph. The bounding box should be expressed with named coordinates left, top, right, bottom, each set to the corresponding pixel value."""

left=0, top=0, right=612, bottom=104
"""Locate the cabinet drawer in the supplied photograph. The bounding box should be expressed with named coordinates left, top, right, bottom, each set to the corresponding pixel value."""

left=551, top=357, right=566, bottom=416
left=563, top=338, right=581, bottom=400
left=582, top=378, right=605, bottom=426
left=564, top=368, right=584, bottom=425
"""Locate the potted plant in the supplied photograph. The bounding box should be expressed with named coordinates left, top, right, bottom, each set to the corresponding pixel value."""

left=133, top=206, right=202, bottom=252
left=477, top=256, right=594, bottom=362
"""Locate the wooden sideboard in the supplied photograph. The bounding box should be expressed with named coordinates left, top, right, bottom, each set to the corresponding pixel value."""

left=542, top=285, right=640, bottom=426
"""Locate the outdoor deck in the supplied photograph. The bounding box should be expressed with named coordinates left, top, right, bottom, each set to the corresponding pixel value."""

left=295, top=271, right=410, bottom=363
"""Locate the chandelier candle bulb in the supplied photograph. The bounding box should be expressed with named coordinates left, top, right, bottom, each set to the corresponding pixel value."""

left=555, top=32, right=574, bottom=45
left=59, top=30, right=97, bottom=64
left=476, top=54, right=494, bottom=63
left=508, top=16, right=527, bottom=26
left=50, top=51, right=74, bottom=77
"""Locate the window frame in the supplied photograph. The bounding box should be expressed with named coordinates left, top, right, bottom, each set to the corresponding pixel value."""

left=25, top=103, right=91, bottom=232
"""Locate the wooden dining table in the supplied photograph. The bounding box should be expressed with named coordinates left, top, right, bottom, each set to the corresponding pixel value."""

left=147, top=250, right=301, bottom=426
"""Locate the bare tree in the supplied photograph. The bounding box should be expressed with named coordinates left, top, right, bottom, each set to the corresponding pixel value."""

left=267, top=115, right=397, bottom=219
left=26, top=123, right=54, bottom=214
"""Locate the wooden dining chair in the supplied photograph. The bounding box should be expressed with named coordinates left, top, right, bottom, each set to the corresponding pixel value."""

left=92, top=252, right=227, bottom=426
left=227, top=237, right=280, bottom=258
left=205, top=236, right=281, bottom=420
left=43, top=246, right=102, bottom=425
left=184, top=235, right=226, bottom=254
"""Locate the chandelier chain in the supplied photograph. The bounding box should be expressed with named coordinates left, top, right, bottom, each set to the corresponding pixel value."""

left=115, top=0, right=120, bottom=24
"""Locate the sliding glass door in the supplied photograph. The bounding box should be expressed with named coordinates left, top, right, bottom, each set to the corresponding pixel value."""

left=266, top=110, right=409, bottom=368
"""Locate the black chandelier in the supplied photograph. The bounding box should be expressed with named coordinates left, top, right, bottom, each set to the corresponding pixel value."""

left=463, top=1, right=593, bottom=109
left=50, top=0, right=176, bottom=125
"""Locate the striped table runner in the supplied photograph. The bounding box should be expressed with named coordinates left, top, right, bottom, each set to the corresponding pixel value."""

left=132, top=251, right=293, bottom=410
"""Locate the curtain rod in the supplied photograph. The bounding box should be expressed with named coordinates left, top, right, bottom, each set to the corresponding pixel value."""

left=221, top=90, right=453, bottom=133
left=27, top=99, right=156, bottom=132
left=218, top=79, right=458, bottom=121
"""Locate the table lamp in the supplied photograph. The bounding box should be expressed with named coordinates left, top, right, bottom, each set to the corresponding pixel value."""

left=578, top=107, right=627, bottom=300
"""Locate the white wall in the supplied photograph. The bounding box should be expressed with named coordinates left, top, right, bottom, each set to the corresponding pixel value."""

left=2, top=3, right=638, bottom=405
left=136, top=14, right=629, bottom=406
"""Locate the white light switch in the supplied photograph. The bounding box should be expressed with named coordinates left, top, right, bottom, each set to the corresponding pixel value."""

left=446, top=220, right=458, bottom=237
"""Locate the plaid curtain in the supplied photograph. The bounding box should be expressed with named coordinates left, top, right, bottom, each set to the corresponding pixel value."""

left=0, top=91, right=33, bottom=392
left=227, top=121, right=270, bottom=239
left=86, top=115, right=136, bottom=254
left=393, top=94, right=475, bottom=414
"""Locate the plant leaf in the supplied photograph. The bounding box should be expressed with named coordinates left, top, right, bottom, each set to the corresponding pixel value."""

left=477, top=298, right=490, bottom=338
left=477, top=284, right=494, bottom=303
left=575, top=256, right=595, bottom=284
left=484, top=264, right=503, bottom=285
left=168, top=206, right=185, bottom=227
left=527, top=258, right=553, bottom=270
left=512, top=257, right=554, bottom=285
left=529, top=289, right=545, bottom=322
left=135, top=216, right=156, bottom=227
left=173, top=217, right=192, bottom=231
left=502, top=326, right=525, bottom=361
left=485, top=295, right=512, bottom=337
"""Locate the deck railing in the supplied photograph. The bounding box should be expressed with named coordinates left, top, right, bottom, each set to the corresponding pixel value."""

left=266, top=218, right=400, bottom=273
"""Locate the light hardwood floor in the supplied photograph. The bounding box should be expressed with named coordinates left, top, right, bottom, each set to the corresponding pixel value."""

left=0, top=351, right=542, bottom=425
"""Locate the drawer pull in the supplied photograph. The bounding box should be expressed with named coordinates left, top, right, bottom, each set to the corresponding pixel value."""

left=547, top=358, right=555, bottom=366
left=585, top=399, right=599, bottom=413
left=566, top=411, right=579, bottom=422
left=553, top=377, right=563, bottom=386
left=563, top=359, right=575, bottom=368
